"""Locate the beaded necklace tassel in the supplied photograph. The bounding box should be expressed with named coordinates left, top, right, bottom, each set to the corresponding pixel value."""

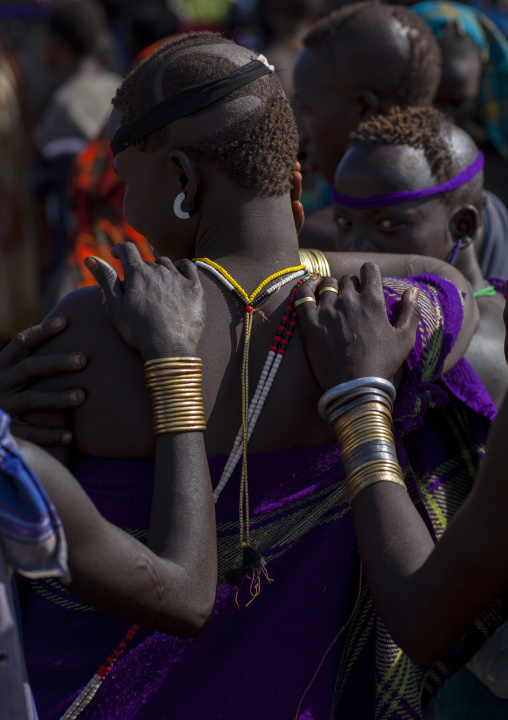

left=194, top=258, right=306, bottom=597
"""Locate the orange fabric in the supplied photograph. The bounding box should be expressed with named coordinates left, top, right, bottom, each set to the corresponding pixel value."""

left=66, top=125, right=153, bottom=288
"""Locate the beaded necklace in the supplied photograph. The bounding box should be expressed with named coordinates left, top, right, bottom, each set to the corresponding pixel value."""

left=194, top=258, right=307, bottom=588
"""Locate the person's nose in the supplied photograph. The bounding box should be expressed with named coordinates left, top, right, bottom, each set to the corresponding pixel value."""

left=348, top=232, right=377, bottom=253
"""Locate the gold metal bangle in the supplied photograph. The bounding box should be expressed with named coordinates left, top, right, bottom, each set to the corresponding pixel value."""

left=144, top=357, right=202, bottom=368
left=155, top=423, right=207, bottom=434
left=146, top=368, right=202, bottom=379
left=152, top=398, right=203, bottom=408
left=154, top=412, right=206, bottom=422
left=347, top=473, right=406, bottom=506
left=146, top=378, right=202, bottom=389
left=345, top=460, right=403, bottom=485
left=299, top=249, right=331, bottom=277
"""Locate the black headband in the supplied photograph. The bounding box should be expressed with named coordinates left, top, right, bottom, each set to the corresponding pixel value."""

left=110, top=58, right=272, bottom=157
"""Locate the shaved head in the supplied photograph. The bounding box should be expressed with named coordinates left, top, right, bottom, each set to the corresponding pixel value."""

left=303, top=1, right=441, bottom=106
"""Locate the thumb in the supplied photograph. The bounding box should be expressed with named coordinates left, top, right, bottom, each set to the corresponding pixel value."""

left=84, top=256, right=123, bottom=307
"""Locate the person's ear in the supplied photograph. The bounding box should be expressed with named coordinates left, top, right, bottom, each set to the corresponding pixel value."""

left=168, top=150, right=200, bottom=216
left=354, top=89, right=380, bottom=120
left=449, top=205, right=481, bottom=245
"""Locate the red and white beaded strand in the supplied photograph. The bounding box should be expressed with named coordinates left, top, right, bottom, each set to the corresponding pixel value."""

left=59, top=624, right=139, bottom=720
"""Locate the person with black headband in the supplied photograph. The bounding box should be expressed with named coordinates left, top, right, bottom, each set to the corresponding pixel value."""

left=13, top=31, right=498, bottom=720
left=333, top=106, right=508, bottom=407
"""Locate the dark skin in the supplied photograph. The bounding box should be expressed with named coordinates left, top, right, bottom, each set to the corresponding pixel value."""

left=435, top=41, right=482, bottom=126
left=434, top=32, right=508, bottom=208
left=294, top=5, right=423, bottom=249
left=333, top=135, right=508, bottom=406
left=9, top=45, right=475, bottom=470
left=12, top=254, right=217, bottom=637
left=297, top=265, right=508, bottom=666
left=294, top=6, right=416, bottom=184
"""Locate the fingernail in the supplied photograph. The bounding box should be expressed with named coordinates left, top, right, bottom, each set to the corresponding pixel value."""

left=411, top=288, right=420, bottom=300
left=72, top=353, right=83, bottom=367
left=70, top=390, right=82, bottom=402
left=51, top=316, right=65, bottom=329
left=310, top=273, right=319, bottom=280
left=62, top=432, right=72, bottom=444
left=85, top=257, right=98, bottom=270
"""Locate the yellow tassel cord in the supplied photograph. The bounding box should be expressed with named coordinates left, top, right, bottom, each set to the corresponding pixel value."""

left=240, top=308, right=253, bottom=549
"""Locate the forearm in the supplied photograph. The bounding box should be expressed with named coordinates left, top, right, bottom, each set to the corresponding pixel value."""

left=349, top=391, right=508, bottom=664
left=326, top=251, right=464, bottom=281
left=147, top=431, right=217, bottom=614
left=20, top=437, right=216, bottom=635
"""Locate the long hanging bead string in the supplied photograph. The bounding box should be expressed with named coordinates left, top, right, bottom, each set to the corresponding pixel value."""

left=194, top=258, right=306, bottom=574
left=194, top=259, right=306, bottom=502
left=213, top=288, right=301, bottom=501
left=240, top=307, right=253, bottom=549
left=60, top=625, right=139, bottom=720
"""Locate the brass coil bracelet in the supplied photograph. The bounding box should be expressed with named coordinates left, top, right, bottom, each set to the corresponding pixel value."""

left=318, top=378, right=406, bottom=506
left=144, top=357, right=206, bottom=435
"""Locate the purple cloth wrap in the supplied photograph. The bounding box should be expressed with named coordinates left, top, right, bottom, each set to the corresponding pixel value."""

left=21, top=274, right=496, bottom=720
left=332, top=152, right=484, bottom=209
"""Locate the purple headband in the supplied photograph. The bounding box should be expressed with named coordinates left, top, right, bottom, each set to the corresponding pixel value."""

left=332, top=151, right=484, bottom=209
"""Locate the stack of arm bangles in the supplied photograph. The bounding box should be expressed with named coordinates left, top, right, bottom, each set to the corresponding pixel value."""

left=317, top=377, right=406, bottom=505
left=144, top=357, right=207, bottom=435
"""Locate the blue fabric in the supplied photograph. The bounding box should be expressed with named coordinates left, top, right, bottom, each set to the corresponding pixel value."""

left=0, top=410, right=69, bottom=581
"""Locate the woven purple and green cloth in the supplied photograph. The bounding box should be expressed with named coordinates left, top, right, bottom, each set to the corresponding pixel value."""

left=22, top=275, right=502, bottom=720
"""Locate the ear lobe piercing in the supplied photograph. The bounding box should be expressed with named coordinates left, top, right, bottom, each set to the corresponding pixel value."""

left=174, top=192, right=191, bottom=220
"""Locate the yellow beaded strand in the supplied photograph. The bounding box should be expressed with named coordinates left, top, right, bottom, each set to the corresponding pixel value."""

left=193, top=257, right=306, bottom=304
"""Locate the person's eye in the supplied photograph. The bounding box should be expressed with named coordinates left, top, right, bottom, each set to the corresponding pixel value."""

left=378, top=218, right=400, bottom=230
left=336, top=216, right=352, bottom=229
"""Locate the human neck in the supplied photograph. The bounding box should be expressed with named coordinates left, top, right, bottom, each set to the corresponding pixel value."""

left=453, top=242, right=485, bottom=292
left=193, top=192, right=301, bottom=292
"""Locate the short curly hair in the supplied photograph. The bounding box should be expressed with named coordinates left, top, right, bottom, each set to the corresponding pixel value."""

left=303, top=2, right=441, bottom=107
left=112, top=32, right=298, bottom=197
left=349, top=106, right=485, bottom=208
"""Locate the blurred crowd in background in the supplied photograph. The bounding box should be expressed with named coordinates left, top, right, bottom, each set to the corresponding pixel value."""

left=1, top=0, right=508, bottom=348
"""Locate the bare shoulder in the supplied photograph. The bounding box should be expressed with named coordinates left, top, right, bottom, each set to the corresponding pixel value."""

left=28, top=286, right=153, bottom=457
left=35, top=286, right=116, bottom=357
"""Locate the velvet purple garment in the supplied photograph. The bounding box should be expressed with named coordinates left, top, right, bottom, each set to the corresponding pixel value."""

left=21, top=274, right=498, bottom=720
